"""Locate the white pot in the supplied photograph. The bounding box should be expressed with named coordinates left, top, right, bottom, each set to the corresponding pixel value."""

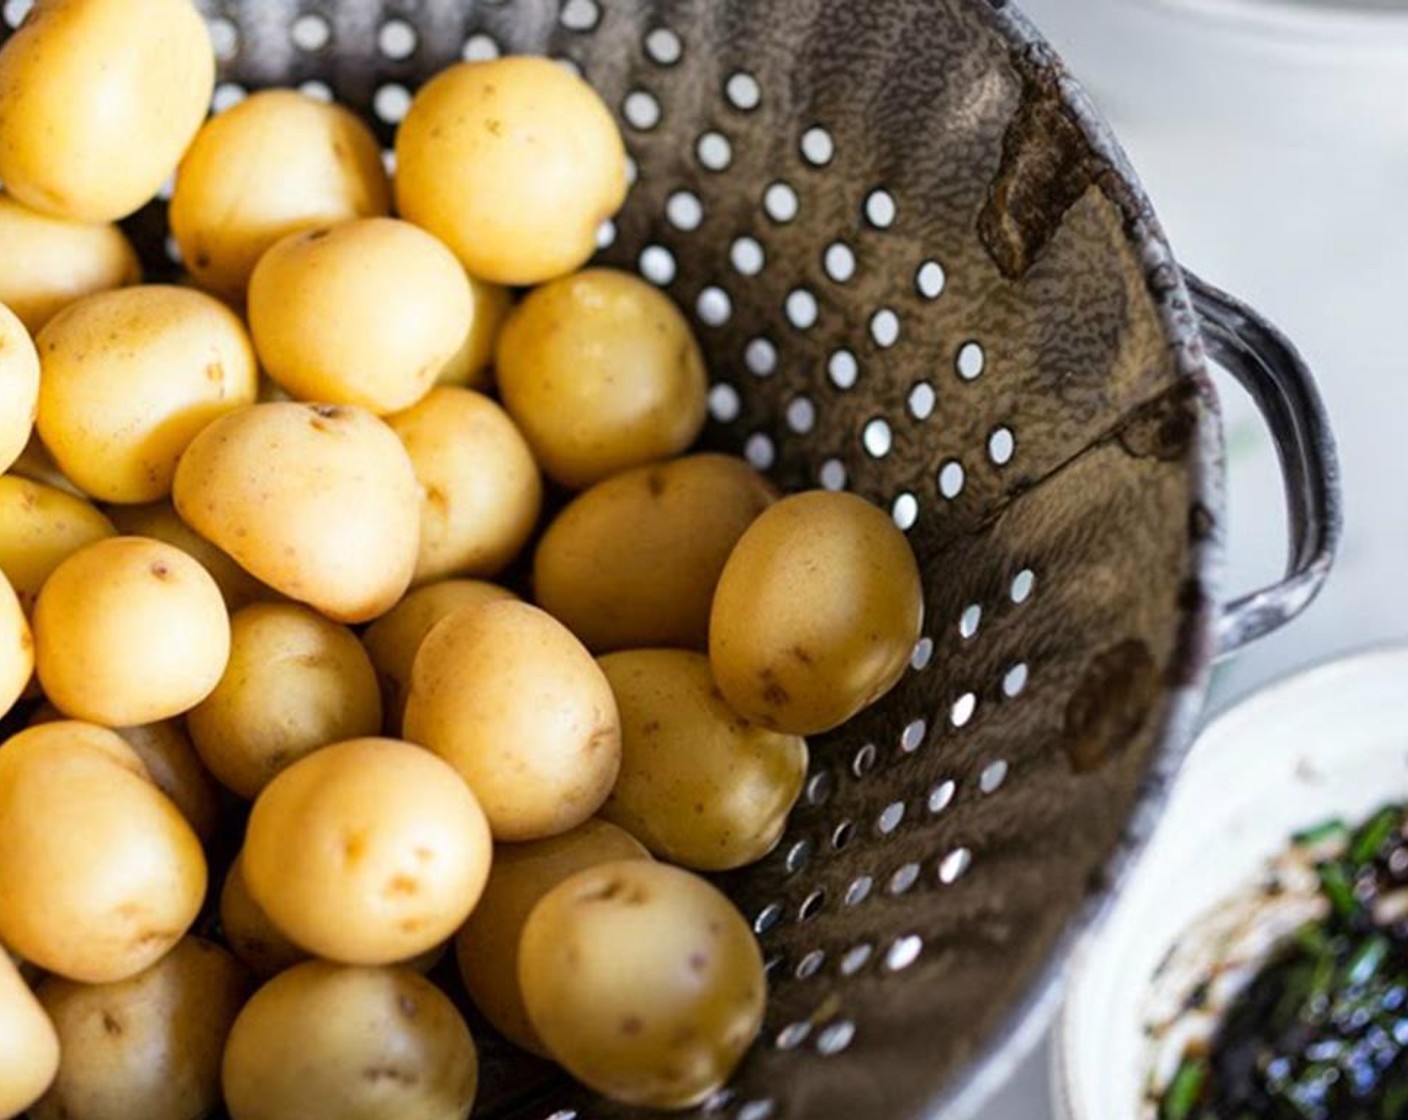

left=1053, top=645, right=1408, bottom=1120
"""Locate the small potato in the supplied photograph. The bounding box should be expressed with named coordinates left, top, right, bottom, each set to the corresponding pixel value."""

left=222, top=962, right=478, bottom=1120
left=599, top=650, right=807, bottom=871
left=0, top=475, right=115, bottom=612
left=36, top=285, right=259, bottom=503
left=249, top=218, right=472, bottom=414
left=710, top=490, right=925, bottom=735
left=0, top=949, right=58, bottom=1120
left=388, top=388, right=542, bottom=585
left=436, top=275, right=512, bottom=390
left=404, top=601, right=621, bottom=841
left=189, top=602, right=382, bottom=799
left=0, top=721, right=207, bottom=983
left=456, top=819, right=649, bottom=1055
left=395, top=57, right=627, bottom=286
left=520, top=860, right=765, bottom=1109
left=34, top=536, right=230, bottom=726
left=31, top=938, right=250, bottom=1120
left=219, top=854, right=309, bottom=982
left=497, top=268, right=708, bottom=489
left=0, top=192, right=141, bottom=334
left=173, top=402, right=421, bottom=623
left=535, top=454, right=775, bottom=652
left=0, top=572, right=31, bottom=719
left=10, top=432, right=86, bottom=497
left=243, top=738, right=492, bottom=965
left=0, top=301, right=39, bottom=474
left=171, top=90, right=391, bottom=300
left=362, top=579, right=517, bottom=732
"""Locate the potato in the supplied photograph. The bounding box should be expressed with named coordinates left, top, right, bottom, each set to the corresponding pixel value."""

left=248, top=218, right=472, bottom=415
left=222, top=962, right=478, bottom=1120
left=34, top=537, right=229, bottom=725
left=189, top=602, right=382, bottom=799
left=404, top=601, right=621, bottom=841
left=0, top=721, right=207, bottom=983
left=599, top=650, right=807, bottom=870
left=436, top=275, right=512, bottom=390
left=172, top=402, right=421, bottom=624
left=171, top=89, right=391, bottom=301
left=362, top=579, right=517, bottom=732
left=0, top=573, right=31, bottom=719
left=106, top=500, right=273, bottom=612
left=243, top=738, right=492, bottom=965
left=36, top=285, right=259, bottom=503
left=710, top=490, right=925, bottom=735
left=535, top=455, right=775, bottom=652
left=456, top=819, right=649, bottom=1055
left=10, top=432, right=85, bottom=497
left=31, top=938, right=250, bottom=1120
left=520, top=860, right=765, bottom=1108
left=497, top=268, right=708, bottom=489
left=219, top=854, right=310, bottom=982
left=387, top=388, right=541, bottom=585
left=0, top=949, right=58, bottom=1120
left=0, top=192, right=140, bottom=333
left=0, top=302, right=39, bottom=475
left=0, top=0, right=214, bottom=223
left=0, top=475, right=115, bottom=613
left=395, top=57, right=627, bottom=286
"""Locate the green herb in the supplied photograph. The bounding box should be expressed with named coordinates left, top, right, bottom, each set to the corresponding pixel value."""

left=1317, top=860, right=1358, bottom=920
left=1351, top=808, right=1400, bottom=865
left=1294, top=818, right=1349, bottom=848
left=1345, top=934, right=1390, bottom=988
left=1161, top=1057, right=1207, bottom=1120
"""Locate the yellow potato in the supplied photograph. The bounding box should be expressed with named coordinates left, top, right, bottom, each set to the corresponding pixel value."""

left=36, top=285, right=259, bottom=503
left=710, top=490, right=925, bottom=735
left=535, top=454, right=775, bottom=652
left=218, top=854, right=309, bottom=982
left=387, top=388, right=542, bottom=585
left=395, top=56, right=627, bottom=286
left=171, top=89, right=391, bottom=300
left=0, top=475, right=115, bottom=613
left=0, top=572, right=31, bottom=719
left=31, top=938, right=250, bottom=1120
left=404, top=601, right=622, bottom=841
left=222, top=962, right=478, bottom=1120
left=172, top=402, right=421, bottom=624
left=0, top=721, right=207, bottom=983
left=0, top=0, right=214, bottom=223
left=497, top=268, right=708, bottom=489
left=33, top=536, right=231, bottom=726
left=9, top=432, right=85, bottom=497
left=248, top=218, right=472, bottom=414
left=599, top=650, right=807, bottom=870
left=520, top=860, right=765, bottom=1109
left=436, top=275, right=512, bottom=390
left=456, top=819, right=649, bottom=1055
left=243, top=738, right=492, bottom=965
left=0, top=949, right=58, bottom=1120
left=362, top=579, right=517, bottom=732
left=189, top=602, right=382, bottom=799
left=0, top=302, right=39, bottom=474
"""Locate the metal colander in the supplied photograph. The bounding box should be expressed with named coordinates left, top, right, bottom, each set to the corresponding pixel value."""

left=0, top=0, right=1341, bottom=1117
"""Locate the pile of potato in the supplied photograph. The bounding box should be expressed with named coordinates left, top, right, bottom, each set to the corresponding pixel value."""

left=0, top=2, right=925, bottom=1118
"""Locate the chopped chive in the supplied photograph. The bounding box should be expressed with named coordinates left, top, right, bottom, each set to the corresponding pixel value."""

left=1295, top=921, right=1333, bottom=957
left=1346, top=935, right=1392, bottom=988
left=1319, top=860, right=1359, bottom=919
left=1352, top=808, right=1400, bottom=865
left=1160, top=1057, right=1207, bottom=1120
left=1295, top=817, right=1349, bottom=848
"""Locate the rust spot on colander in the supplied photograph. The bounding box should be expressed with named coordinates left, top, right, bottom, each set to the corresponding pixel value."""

left=1062, top=639, right=1157, bottom=773
left=1116, top=382, right=1200, bottom=462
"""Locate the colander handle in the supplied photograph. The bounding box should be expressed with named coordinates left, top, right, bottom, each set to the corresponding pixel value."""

left=1187, top=273, right=1342, bottom=657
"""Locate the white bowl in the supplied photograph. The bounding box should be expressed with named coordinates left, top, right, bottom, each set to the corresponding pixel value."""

left=1053, top=645, right=1408, bottom=1120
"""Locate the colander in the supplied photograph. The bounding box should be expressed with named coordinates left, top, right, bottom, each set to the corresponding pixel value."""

left=0, top=0, right=1341, bottom=1117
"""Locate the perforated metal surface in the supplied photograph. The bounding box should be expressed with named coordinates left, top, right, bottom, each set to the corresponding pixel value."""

left=0, top=1, right=1227, bottom=1117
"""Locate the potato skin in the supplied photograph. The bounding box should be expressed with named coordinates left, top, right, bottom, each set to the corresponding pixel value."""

left=455, top=819, right=649, bottom=1055
left=171, top=89, right=391, bottom=300
left=31, top=938, right=251, bottom=1120
left=33, top=536, right=231, bottom=726
left=0, top=949, right=59, bottom=1119
left=0, top=0, right=215, bottom=223
left=396, top=57, right=627, bottom=286
left=520, top=860, right=765, bottom=1109
left=0, top=475, right=115, bottom=613
left=497, top=268, right=708, bottom=490
left=243, top=738, right=492, bottom=966
left=404, top=601, right=622, bottom=841
left=35, top=285, right=259, bottom=503
left=172, top=402, right=421, bottom=624
left=535, top=455, right=775, bottom=652
left=710, top=490, right=925, bottom=735
left=188, top=602, right=383, bottom=799
left=222, top=961, right=478, bottom=1120
left=0, top=721, right=207, bottom=983
left=0, top=301, right=39, bottom=475
left=599, top=650, right=807, bottom=871
left=436, top=276, right=512, bottom=390
left=219, top=853, right=310, bottom=982
left=0, top=572, right=32, bottom=719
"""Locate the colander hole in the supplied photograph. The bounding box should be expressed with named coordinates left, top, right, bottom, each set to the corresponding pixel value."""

left=823, top=242, right=856, bottom=284
left=725, top=71, right=762, bottom=111
left=957, top=341, right=986, bottom=380
left=1002, top=662, right=1029, bottom=698
left=754, top=903, right=783, bottom=934
left=553, top=56, right=584, bottom=79
left=737, top=1099, right=776, bottom=1120
left=819, top=459, right=847, bottom=491
left=950, top=692, right=977, bottom=727
left=817, top=1021, right=856, bottom=1055
left=644, top=27, right=682, bottom=65
left=796, top=949, right=825, bottom=978
left=785, top=840, right=812, bottom=873
left=916, top=259, right=947, bottom=299
left=708, top=384, right=741, bottom=424
left=156, top=175, right=175, bottom=202
left=892, top=492, right=918, bottom=531
left=776, top=1022, right=812, bottom=1050
left=696, top=286, right=732, bottom=326
left=980, top=760, right=1010, bottom=794
left=164, top=234, right=182, bottom=265
left=744, top=433, right=775, bottom=470
left=959, top=603, right=981, bottom=639
left=381, top=148, right=396, bottom=176
left=843, top=877, right=872, bottom=907
left=800, top=126, right=835, bottom=166
left=623, top=90, right=661, bottom=130
left=901, top=719, right=926, bottom=753
left=851, top=743, right=876, bottom=778
left=701, top=1088, right=735, bottom=1114
left=928, top=779, right=957, bottom=815
left=910, top=637, right=934, bottom=670
left=696, top=131, right=732, bottom=171
left=665, top=190, right=703, bottom=231
left=827, top=349, right=859, bottom=390
left=744, top=337, right=776, bottom=376
left=559, top=0, right=601, bottom=32
left=885, top=934, right=924, bottom=972
left=831, top=820, right=855, bottom=850
left=212, top=83, right=247, bottom=113
left=373, top=83, right=411, bottom=124
left=3, top=0, right=33, bottom=29
left=785, top=397, right=815, bottom=434
left=299, top=80, right=333, bottom=102
left=938, top=460, right=965, bottom=499
left=864, top=189, right=896, bottom=228
left=862, top=418, right=892, bottom=459
left=209, top=17, right=238, bottom=62
left=291, top=13, right=330, bottom=52
left=462, top=33, right=501, bottom=62
left=989, top=425, right=1015, bottom=465
left=889, top=862, right=920, bottom=894
left=594, top=219, right=615, bottom=249
left=639, top=245, right=676, bottom=286
left=870, top=308, right=900, bottom=348
left=545, top=1111, right=577, bottom=1120
left=798, top=891, right=825, bottom=921
left=730, top=237, right=765, bottom=277
left=625, top=156, right=639, bottom=185
left=377, top=20, right=417, bottom=60
left=877, top=801, right=905, bottom=834
left=763, top=182, right=799, bottom=223
left=939, top=848, right=973, bottom=885
left=840, top=944, right=873, bottom=975
left=1011, top=568, right=1036, bottom=603
left=763, top=955, right=785, bottom=979
left=785, top=288, right=818, bottom=330
left=805, top=772, right=832, bottom=806
left=908, top=381, right=936, bottom=420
